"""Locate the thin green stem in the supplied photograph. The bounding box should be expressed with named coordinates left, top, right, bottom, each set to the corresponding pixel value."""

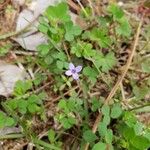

left=34, top=139, right=61, bottom=150
left=0, top=134, right=24, bottom=140
left=129, top=103, right=150, bottom=111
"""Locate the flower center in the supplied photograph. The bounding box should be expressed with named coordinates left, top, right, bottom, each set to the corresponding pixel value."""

left=71, top=69, right=76, bottom=74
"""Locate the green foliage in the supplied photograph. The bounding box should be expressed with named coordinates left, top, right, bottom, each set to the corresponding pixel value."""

left=44, top=2, right=70, bottom=23
left=92, top=142, right=107, bottom=150
left=91, top=97, right=102, bottom=112
left=83, top=130, right=97, bottom=143
left=132, top=84, right=149, bottom=100
left=110, top=103, right=122, bottom=119
left=64, top=21, right=82, bottom=41
left=108, top=4, right=131, bottom=37
left=56, top=98, right=84, bottom=129
left=13, top=80, right=32, bottom=96
left=0, top=112, right=15, bottom=128
left=94, top=52, right=117, bottom=73
left=0, top=43, right=11, bottom=56
left=84, top=28, right=111, bottom=48
left=1, top=2, right=148, bottom=150
left=141, top=59, right=150, bottom=73
left=118, top=112, right=150, bottom=150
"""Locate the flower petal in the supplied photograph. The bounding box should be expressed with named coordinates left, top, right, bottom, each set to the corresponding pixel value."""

left=65, top=70, right=72, bottom=76
left=72, top=73, right=79, bottom=80
left=69, top=63, right=75, bottom=70
left=75, top=65, right=82, bottom=73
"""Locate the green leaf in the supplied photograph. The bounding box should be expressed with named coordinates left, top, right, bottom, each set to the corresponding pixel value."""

left=18, top=99, right=27, bottom=114
left=102, top=105, right=110, bottom=116
left=48, top=129, right=56, bottom=143
left=92, top=142, right=107, bottom=150
left=28, top=103, right=41, bottom=114
left=91, top=98, right=102, bottom=112
left=111, top=103, right=122, bottom=119
left=5, top=117, right=15, bottom=127
left=103, top=114, right=111, bottom=126
left=94, top=52, right=117, bottom=73
left=83, top=66, right=98, bottom=82
left=141, top=59, right=150, bottom=73
left=108, top=4, right=124, bottom=20
left=56, top=60, right=64, bottom=69
left=134, top=122, right=143, bottom=135
left=132, top=85, right=149, bottom=100
left=86, top=28, right=111, bottom=48
left=124, top=112, right=137, bottom=127
left=101, top=52, right=117, bottom=72
left=68, top=116, right=76, bottom=125
left=71, top=42, right=95, bottom=58
left=60, top=117, right=72, bottom=129
left=45, top=2, right=70, bottom=23
left=98, top=122, right=107, bottom=137
left=14, top=80, right=32, bottom=96
left=120, top=124, right=135, bottom=140
left=116, top=17, right=131, bottom=37
left=0, top=112, right=15, bottom=128
left=58, top=99, right=67, bottom=109
left=65, top=22, right=82, bottom=41
left=54, top=51, right=67, bottom=61
left=37, top=44, right=50, bottom=56
left=105, top=129, right=113, bottom=144
left=131, top=136, right=150, bottom=150
left=83, top=130, right=97, bottom=143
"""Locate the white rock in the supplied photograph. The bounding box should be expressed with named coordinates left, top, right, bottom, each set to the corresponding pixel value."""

left=0, top=62, right=26, bottom=96
left=14, top=32, right=47, bottom=51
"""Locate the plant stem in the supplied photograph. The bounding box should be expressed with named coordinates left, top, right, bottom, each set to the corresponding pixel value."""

left=34, top=139, right=61, bottom=150
left=129, top=103, right=150, bottom=111
left=0, top=134, right=24, bottom=140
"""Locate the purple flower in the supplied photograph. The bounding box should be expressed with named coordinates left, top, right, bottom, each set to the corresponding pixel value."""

left=65, top=63, right=82, bottom=80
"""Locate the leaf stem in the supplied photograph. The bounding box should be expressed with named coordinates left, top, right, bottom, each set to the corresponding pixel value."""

left=34, top=139, right=61, bottom=150
left=0, top=134, right=24, bottom=140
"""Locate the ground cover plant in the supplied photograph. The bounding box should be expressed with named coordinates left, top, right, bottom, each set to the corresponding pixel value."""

left=0, top=0, right=150, bottom=150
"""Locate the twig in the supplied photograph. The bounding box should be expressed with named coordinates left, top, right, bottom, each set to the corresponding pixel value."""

left=129, top=102, right=150, bottom=111
left=84, top=17, right=143, bottom=150
left=67, top=0, right=80, bottom=12
left=120, top=82, right=125, bottom=101
left=63, top=42, right=71, bottom=61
